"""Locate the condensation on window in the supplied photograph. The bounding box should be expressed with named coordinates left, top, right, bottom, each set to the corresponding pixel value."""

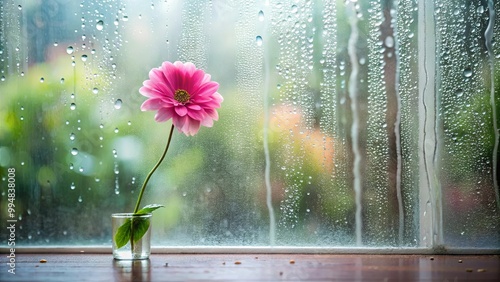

left=0, top=0, right=498, bottom=250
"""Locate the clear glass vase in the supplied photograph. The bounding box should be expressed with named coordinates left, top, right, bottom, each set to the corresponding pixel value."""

left=112, top=213, right=152, bottom=260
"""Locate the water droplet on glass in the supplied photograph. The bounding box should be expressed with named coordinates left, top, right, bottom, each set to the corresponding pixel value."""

left=18, top=5, right=22, bottom=10
left=127, top=121, right=131, bottom=126
left=99, top=123, right=104, bottom=129
left=70, top=182, right=76, bottom=190
left=60, top=78, right=65, bottom=84
left=53, top=42, right=58, bottom=46
left=477, top=5, right=484, bottom=14
left=114, top=128, right=119, bottom=133
left=69, top=133, right=75, bottom=140
left=258, top=10, right=264, bottom=21
left=122, top=15, right=129, bottom=21
left=78, top=196, right=83, bottom=203
left=93, top=88, right=99, bottom=94
left=96, top=20, right=104, bottom=31
left=66, top=46, right=74, bottom=54
left=384, top=36, right=394, bottom=48
left=69, top=163, right=74, bottom=169
left=291, top=5, right=298, bottom=13
left=71, top=148, right=79, bottom=155
left=81, top=54, right=88, bottom=62
left=40, top=77, right=44, bottom=83
left=114, top=99, right=122, bottom=109
left=20, top=116, right=24, bottom=121
left=256, top=36, right=263, bottom=46
left=70, top=103, right=76, bottom=110
left=182, top=192, right=187, bottom=197
left=463, top=68, right=473, bottom=78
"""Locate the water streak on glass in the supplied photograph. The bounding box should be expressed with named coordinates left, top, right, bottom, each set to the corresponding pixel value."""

left=260, top=4, right=276, bottom=246
left=346, top=2, right=363, bottom=246
left=391, top=3, right=405, bottom=245
left=485, top=0, right=499, bottom=210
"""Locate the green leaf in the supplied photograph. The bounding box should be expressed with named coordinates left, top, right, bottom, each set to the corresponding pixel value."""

left=114, top=217, right=152, bottom=249
left=114, top=219, right=132, bottom=249
left=135, top=204, right=164, bottom=215
left=131, top=217, right=150, bottom=244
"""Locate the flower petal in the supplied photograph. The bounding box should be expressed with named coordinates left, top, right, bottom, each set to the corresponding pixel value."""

left=139, top=85, right=164, bottom=98
left=194, top=81, right=219, bottom=97
left=188, top=69, right=206, bottom=93
left=149, top=68, right=173, bottom=93
left=198, top=99, right=222, bottom=110
left=174, top=105, right=188, bottom=116
left=173, top=114, right=186, bottom=128
left=141, top=98, right=164, bottom=111
left=200, top=116, right=214, bottom=127
left=182, top=62, right=197, bottom=76
left=213, top=92, right=224, bottom=103
left=154, top=107, right=174, bottom=122
left=205, top=108, right=219, bottom=121
left=201, top=73, right=212, bottom=84
left=161, top=61, right=182, bottom=90
left=187, top=119, right=201, bottom=136
left=187, top=108, right=206, bottom=120
left=187, top=104, right=201, bottom=110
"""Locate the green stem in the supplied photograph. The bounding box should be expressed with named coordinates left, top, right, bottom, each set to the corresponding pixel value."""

left=133, top=124, right=175, bottom=214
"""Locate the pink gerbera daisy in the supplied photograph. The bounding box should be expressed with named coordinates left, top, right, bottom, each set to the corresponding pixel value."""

left=113, top=61, right=222, bottom=253
left=139, top=61, right=223, bottom=136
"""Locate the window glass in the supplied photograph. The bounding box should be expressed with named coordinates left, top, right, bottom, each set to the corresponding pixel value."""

left=0, top=0, right=498, bottom=249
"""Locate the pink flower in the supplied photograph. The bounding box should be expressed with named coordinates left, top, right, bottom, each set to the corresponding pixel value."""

left=139, top=61, right=223, bottom=136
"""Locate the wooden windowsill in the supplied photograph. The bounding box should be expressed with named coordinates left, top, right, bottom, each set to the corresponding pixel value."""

left=1, top=253, right=499, bottom=281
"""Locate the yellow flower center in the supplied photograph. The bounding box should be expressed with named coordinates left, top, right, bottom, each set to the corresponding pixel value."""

left=174, top=89, right=190, bottom=104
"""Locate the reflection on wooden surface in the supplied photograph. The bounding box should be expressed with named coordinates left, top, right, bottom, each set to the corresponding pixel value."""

left=0, top=254, right=498, bottom=281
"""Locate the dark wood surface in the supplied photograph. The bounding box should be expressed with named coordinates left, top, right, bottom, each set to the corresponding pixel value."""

left=1, top=254, right=499, bottom=281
